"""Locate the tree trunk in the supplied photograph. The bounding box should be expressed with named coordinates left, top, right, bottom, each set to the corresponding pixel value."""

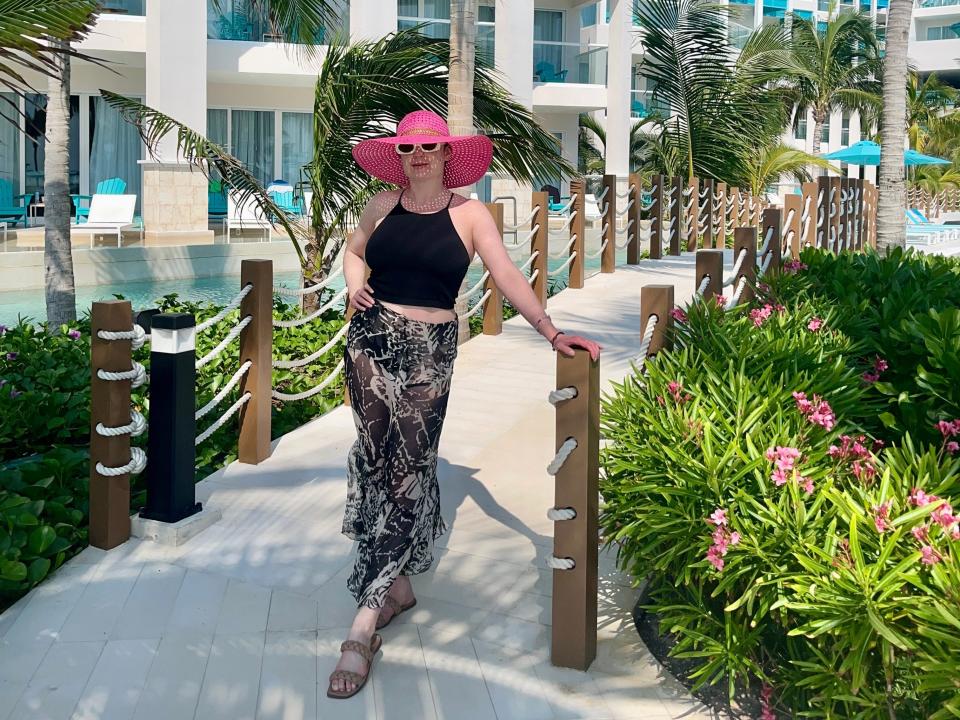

left=810, top=109, right=824, bottom=158
left=877, top=0, right=912, bottom=253
left=449, top=0, right=477, bottom=345
left=44, top=41, right=77, bottom=328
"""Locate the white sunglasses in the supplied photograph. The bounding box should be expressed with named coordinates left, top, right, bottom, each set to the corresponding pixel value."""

left=395, top=142, right=442, bottom=155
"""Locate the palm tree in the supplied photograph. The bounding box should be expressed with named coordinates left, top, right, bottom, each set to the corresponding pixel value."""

left=632, top=0, right=793, bottom=184
left=877, top=0, right=914, bottom=252
left=906, top=72, right=958, bottom=152
left=0, top=0, right=100, bottom=327
left=578, top=113, right=660, bottom=175
left=742, top=143, right=837, bottom=196
left=785, top=6, right=881, bottom=157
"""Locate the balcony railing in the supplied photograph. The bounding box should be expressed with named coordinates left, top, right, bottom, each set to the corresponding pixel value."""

left=631, top=90, right=671, bottom=118
left=916, top=0, right=960, bottom=7
left=728, top=20, right=754, bottom=49
left=533, top=42, right=607, bottom=85
left=397, top=16, right=495, bottom=63
left=101, top=0, right=144, bottom=14
left=207, top=6, right=335, bottom=43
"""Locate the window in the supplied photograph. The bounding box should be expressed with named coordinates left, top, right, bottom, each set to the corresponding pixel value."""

left=24, top=94, right=81, bottom=198
left=207, top=109, right=228, bottom=150
left=0, top=93, right=19, bottom=196
left=533, top=9, right=565, bottom=80
left=89, top=96, right=143, bottom=211
left=580, top=3, right=598, bottom=26
left=841, top=112, right=850, bottom=145
left=925, top=25, right=959, bottom=40
left=282, top=112, right=312, bottom=186
left=231, top=110, right=275, bottom=186
left=398, top=1, right=495, bottom=65
left=101, top=0, right=144, bottom=13
left=795, top=115, right=808, bottom=140
left=820, top=119, right=830, bottom=144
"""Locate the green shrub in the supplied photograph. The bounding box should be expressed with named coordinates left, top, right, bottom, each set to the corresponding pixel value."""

left=601, top=251, right=960, bottom=718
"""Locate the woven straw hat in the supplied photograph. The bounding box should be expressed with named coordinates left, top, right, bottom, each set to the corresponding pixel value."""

left=352, top=110, right=494, bottom=188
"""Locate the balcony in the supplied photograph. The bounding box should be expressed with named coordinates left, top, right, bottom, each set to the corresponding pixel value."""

left=631, top=90, right=671, bottom=119
left=917, top=0, right=960, bottom=6
left=397, top=16, right=495, bottom=65
left=100, top=0, right=144, bottom=14
left=533, top=42, right=607, bottom=85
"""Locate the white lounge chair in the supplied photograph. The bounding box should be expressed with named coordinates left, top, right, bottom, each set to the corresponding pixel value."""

left=70, top=194, right=140, bottom=247
left=584, top=193, right=602, bottom=222
left=225, top=192, right=272, bottom=243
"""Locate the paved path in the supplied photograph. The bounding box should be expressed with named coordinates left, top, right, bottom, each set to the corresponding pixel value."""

left=0, top=253, right=722, bottom=720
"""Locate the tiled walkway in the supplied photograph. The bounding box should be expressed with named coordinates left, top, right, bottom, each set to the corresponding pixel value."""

left=0, top=254, right=722, bottom=720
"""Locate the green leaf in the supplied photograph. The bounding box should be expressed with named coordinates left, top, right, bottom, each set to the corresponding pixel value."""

left=27, top=526, right=56, bottom=555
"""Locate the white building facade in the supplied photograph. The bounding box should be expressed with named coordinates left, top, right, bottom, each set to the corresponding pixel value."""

left=0, top=0, right=955, bottom=239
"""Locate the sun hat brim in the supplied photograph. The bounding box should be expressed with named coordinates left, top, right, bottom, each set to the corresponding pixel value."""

left=352, top=134, right=494, bottom=188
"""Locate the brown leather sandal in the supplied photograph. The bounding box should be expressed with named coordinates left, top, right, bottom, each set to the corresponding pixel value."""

left=326, top=633, right=382, bottom=699
left=375, top=595, right=418, bottom=630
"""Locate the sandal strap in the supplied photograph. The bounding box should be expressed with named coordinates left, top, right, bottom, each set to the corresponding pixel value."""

left=330, top=669, right=365, bottom=684
left=382, top=595, right=401, bottom=614
left=340, top=640, right=373, bottom=662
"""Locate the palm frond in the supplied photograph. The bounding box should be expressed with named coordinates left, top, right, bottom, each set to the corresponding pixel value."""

left=99, top=90, right=307, bottom=265
left=744, top=143, right=839, bottom=195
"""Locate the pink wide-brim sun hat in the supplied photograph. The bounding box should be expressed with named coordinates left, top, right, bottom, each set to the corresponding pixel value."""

left=352, top=110, right=494, bottom=188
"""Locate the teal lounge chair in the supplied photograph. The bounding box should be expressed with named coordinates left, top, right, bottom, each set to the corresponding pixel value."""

left=535, top=61, right=568, bottom=83
left=208, top=190, right=228, bottom=219
left=269, top=189, right=304, bottom=217
left=0, top=178, right=30, bottom=227
left=630, top=99, right=647, bottom=118
left=72, top=177, right=127, bottom=223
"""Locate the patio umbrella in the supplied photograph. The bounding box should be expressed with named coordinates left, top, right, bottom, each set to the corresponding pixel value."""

left=904, top=149, right=951, bottom=166
left=822, top=140, right=881, bottom=165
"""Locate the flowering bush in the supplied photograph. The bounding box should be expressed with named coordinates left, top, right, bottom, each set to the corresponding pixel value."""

left=601, top=249, right=960, bottom=718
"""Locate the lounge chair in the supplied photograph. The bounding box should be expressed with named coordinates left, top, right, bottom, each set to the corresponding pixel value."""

left=225, top=191, right=272, bottom=242
left=584, top=193, right=602, bottom=221
left=534, top=61, right=568, bottom=83
left=0, top=178, right=30, bottom=228
left=630, top=100, right=647, bottom=118
left=269, top=189, right=305, bottom=218
left=72, top=177, right=127, bottom=223
left=905, top=209, right=959, bottom=240
left=70, top=194, right=140, bottom=247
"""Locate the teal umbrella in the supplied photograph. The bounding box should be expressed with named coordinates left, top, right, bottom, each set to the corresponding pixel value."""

left=822, top=140, right=880, bottom=164
left=904, top=149, right=951, bottom=166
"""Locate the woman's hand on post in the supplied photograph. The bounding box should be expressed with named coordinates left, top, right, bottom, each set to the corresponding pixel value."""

left=349, top=283, right=375, bottom=312
left=552, top=332, right=602, bottom=361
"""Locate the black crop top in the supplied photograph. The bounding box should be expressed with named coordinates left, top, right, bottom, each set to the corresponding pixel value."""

left=364, top=192, right=471, bottom=310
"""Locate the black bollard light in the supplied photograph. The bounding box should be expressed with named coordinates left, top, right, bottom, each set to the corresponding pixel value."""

left=140, top=312, right=201, bottom=523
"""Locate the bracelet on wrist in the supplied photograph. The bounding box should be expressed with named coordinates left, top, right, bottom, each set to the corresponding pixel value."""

left=549, top=330, right=565, bottom=349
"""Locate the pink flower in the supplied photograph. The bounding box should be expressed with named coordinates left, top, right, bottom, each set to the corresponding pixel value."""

left=909, top=488, right=937, bottom=507
left=728, top=531, right=741, bottom=546
left=912, top=524, right=930, bottom=543
left=872, top=439, right=885, bottom=452
left=807, top=317, right=823, bottom=332
left=793, top=392, right=835, bottom=431
left=750, top=304, right=774, bottom=327
left=920, top=545, right=942, bottom=565
left=670, top=307, right=688, bottom=323
left=714, top=294, right=727, bottom=308
left=771, top=468, right=788, bottom=486
left=784, top=259, right=808, bottom=274
left=774, top=304, right=786, bottom=313
left=947, top=441, right=959, bottom=455
left=952, top=525, right=960, bottom=541
left=801, top=476, right=815, bottom=495
left=931, top=501, right=956, bottom=530
left=936, top=420, right=960, bottom=438
left=862, top=371, right=879, bottom=383
left=874, top=357, right=889, bottom=373
left=793, top=391, right=813, bottom=414
left=706, top=547, right=725, bottom=571
left=708, top=508, right=728, bottom=527
left=761, top=684, right=776, bottom=720
left=67, top=329, right=81, bottom=340
left=872, top=501, right=892, bottom=533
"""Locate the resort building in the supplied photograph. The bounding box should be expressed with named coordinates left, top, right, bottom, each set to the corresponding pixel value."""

left=0, top=0, right=953, bottom=245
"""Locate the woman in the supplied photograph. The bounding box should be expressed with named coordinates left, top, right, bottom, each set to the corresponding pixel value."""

left=328, top=110, right=601, bottom=698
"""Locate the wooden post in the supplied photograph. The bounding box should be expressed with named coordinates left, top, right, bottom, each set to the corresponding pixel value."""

left=641, top=285, right=675, bottom=356
left=752, top=193, right=763, bottom=227
left=695, top=249, right=723, bottom=302
left=551, top=349, right=599, bottom=671
left=838, top=178, right=850, bottom=252
left=483, top=202, right=504, bottom=335
left=801, top=181, right=817, bottom=250
left=89, top=300, right=134, bottom=550
left=238, top=259, right=273, bottom=464
left=783, top=194, right=802, bottom=260
left=601, top=174, right=616, bottom=273
left=686, top=176, right=699, bottom=251
left=531, top=191, right=549, bottom=304
left=569, top=179, right=586, bottom=289
left=868, top=181, right=879, bottom=249
left=669, top=176, right=683, bottom=256
left=761, top=208, right=782, bottom=278
left=649, top=174, right=663, bottom=259
left=701, top=179, right=714, bottom=248
left=627, top=173, right=642, bottom=264
left=715, top=182, right=727, bottom=249
left=732, top=227, right=757, bottom=306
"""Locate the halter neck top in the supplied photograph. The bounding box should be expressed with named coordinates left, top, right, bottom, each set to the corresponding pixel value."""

left=364, top=192, right=471, bottom=310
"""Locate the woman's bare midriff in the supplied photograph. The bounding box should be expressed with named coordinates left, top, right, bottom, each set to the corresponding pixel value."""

left=379, top=300, right=456, bottom=324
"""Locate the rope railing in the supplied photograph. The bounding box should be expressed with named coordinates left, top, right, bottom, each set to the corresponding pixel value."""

left=547, top=437, right=578, bottom=476
left=549, top=235, right=577, bottom=258
left=456, top=269, right=492, bottom=302
left=196, top=392, right=250, bottom=446
left=196, top=315, right=252, bottom=370
left=585, top=238, right=609, bottom=259
left=97, top=361, right=148, bottom=388
left=616, top=189, right=631, bottom=200
left=96, top=447, right=147, bottom=477
left=271, top=359, right=345, bottom=402
left=631, top=313, right=659, bottom=373
left=196, top=360, right=252, bottom=421
left=95, top=409, right=147, bottom=439
left=548, top=210, right=578, bottom=234
left=552, top=197, right=576, bottom=214
left=781, top=208, right=796, bottom=236
left=527, top=268, right=540, bottom=285
left=548, top=252, right=577, bottom=276
left=757, top=225, right=775, bottom=257
left=722, top=248, right=749, bottom=287
left=615, top=198, right=634, bottom=217
left=462, top=288, right=493, bottom=319
left=548, top=386, right=578, bottom=405
left=696, top=273, right=712, bottom=296
left=272, top=321, right=350, bottom=370
left=595, top=187, right=609, bottom=203
left=273, top=265, right=344, bottom=297
left=547, top=507, right=576, bottom=521
left=519, top=250, right=540, bottom=272
left=502, top=206, right=541, bottom=231
left=196, top=284, right=252, bottom=333
left=272, top=287, right=348, bottom=329
left=724, top=276, right=747, bottom=310
left=97, top=324, right=149, bottom=350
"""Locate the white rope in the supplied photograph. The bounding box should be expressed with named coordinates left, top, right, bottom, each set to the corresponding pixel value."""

left=196, top=315, right=252, bottom=370
left=722, top=248, right=749, bottom=287
left=547, top=507, right=577, bottom=521
left=272, top=322, right=349, bottom=369
left=549, top=235, right=578, bottom=258
left=700, top=186, right=710, bottom=199
left=97, top=361, right=147, bottom=389
left=463, top=289, right=493, bottom=319
left=615, top=198, right=635, bottom=218
left=781, top=209, right=796, bottom=236
left=508, top=223, right=541, bottom=245
left=196, top=284, right=253, bottom=333
left=97, top=324, right=148, bottom=350
left=548, top=386, right=578, bottom=405
left=757, top=225, right=775, bottom=257
left=548, top=210, right=578, bottom=234
left=547, top=437, right=578, bottom=475
left=548, top=252, right=577, bottom=277
left=519, top=250, right=540, bottom=272
left=196, top=360, right=252, bottom=421
left=759, top=251, right=773, bottom=275
left=696, top=274, right=712, bottom=296
left=553, top=197, right=576, bottom=213
left=601, top=221, right=610, bottom=238
left=273, top=266, right=344, bottom=297
left=456, top=270, right=491, bottom=302
left=271, top=359, right=345, bottom=402
left=95, top=409, right=147, bottom=438
left=195, top=392, right=251, bottom=445
left=683, top=186, right=693, bottom=197
left=502, top=206, right=541, bottom=230
left=586, top=238, right=610, bottom=259
left=614, top=218, right=635, bottom=236
left=616, top=189, right=631, bottom=199
left=527, top=268, right=539, bottom=285
left=272, top=287, right=348, bottom=329
left=595, top=187, right=609, bottom=203
left=631, top=314, right=659, bottom=372
left=724, top=277, right=747, bottom=310
left=96, top=446, right=146, bottom=477
left=547, top=556, right=576, bottom=570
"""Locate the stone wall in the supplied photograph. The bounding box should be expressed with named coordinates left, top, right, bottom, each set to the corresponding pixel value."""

left=141, top=162, right=210, bottom=233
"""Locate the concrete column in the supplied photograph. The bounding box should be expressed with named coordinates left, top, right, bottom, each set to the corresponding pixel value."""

left=495, top=0, right=534, bottom=108
left=605, top=0, right=632, bottom=177
left=143, top=0, right=211, bottom=240
left=350, top=0, right=398, bottom=41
